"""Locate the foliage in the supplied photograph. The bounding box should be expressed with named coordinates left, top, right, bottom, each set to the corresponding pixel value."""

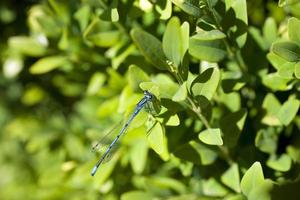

left=0, top=0, right=300, bottom=199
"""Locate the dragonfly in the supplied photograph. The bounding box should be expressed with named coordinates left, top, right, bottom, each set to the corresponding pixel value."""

left=91, top=90, right=154, bottom=176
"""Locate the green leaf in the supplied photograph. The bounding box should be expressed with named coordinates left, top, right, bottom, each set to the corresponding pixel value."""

left=86, top=72, right=106, bottom=95
left=173, top=141, right=217, bottom=165
left=155, top=0, right=172, bottom=20
left=84, top=18, right=120, bottom=47
left=128, top=65, right=150, bottom=92
left=262, top=73, right=292, bottom=91
left=144, top=176, right=187, bottom=194
left=288, top=17, right=300, bottom=43
left=271, top=41, right=300, bottom=62
left=220, top=109, right=247, bottom=147
left=266, top=154, right=292, bottom=172
left=163, top=17, right=182, bottom=68
left=100, top=0, right=119, bottom=22
left=241, top=162, right=265, bottom=196
left=198, top=128, right=223, bottom=145
left=225, top=0, right=248, bottom=47
left=29, top=56, right=68, bottom=74
left=131, top=28, right=169, bottom=70
left=181, top=22, right=190, bottom=59
left=295, top=62, right=300, bottom=79
left=267, top=52, right=290, bottom=71
left=165, top=114, right=180, bottom=126
left=172, top=81, right=187, bottom=102
left=189, top=36, right=226, bottom=62
left=130, top=139, right=148, bottom=174
left=218, top=91, right=241, bottom=112
left=263, top=17, right=277, bottom=47
left=121, top=191, right=154, bottom=200
left=277, top=98, right=300, bottom=126
left=74, top=5, right=90, bottom=31
left=86, top=30, right=120, bottom=47
left=8, top=36, right=47, bottom=57
left=221, top=163, right=241, bottom=193
left=255, top=129, right=278, bottom=154
left=202, top=178, right=228, bottom=197
left=191, top=67, right=220, bottom=100
left=170, top=0, right=202, bottom=17
left=147, top=122, right=165, bottom=155
left=262, top=93, right=281, bottom=126
left=191, top=30, right=226, bottom=40
left=21, top=86, right=45, bottom=105
left=278, top=62, right=295, bottom=78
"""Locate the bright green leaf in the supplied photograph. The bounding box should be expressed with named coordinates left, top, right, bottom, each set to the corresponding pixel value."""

left=29, top=56, right=67, bottom=74
left=87, top=72, right=106, bottom=95
left=163, top=17, right=182, bottom=67
left=288, top=17, right=300, bottom=43
left=262, top=93, right=281, bottom=126
left=262, top=73, right=292, bottom=91
left=263, top=17, right=277, bottom=46
left=128, top=65, right=150, bottom=92
left=295, top=62, right=300, bottom=79
left=74, top=5, right=90, bottom=31
left=84, top=18, right=120, bottom=47
left=165, top=114, right=180, bottom=126
left=278, top=62, right=295, bottom=78
left=202, top=178, right=228, bottom=197
left=21, top=86, right=45, bottom=105
left=172, top=81, right=187, bottom=102
left=277, top=98, right=300, bottom=126
left=192, top=30, right=226, bottom=41
left=241, top=162, right=265, bottom=196
left=8, top=36, right=47, bottom=56
left=221, top=163, right=241, bottom=193
left=121, top=191, right=154, bottom=200
left=267, top=154, right=292, bottom=172
left=147, top=122, right=165, bottom=155
left=198, top=128, right=223, bottom=145
left=155, top=0, right=172, bottom=20
left=130, top=139, right=148, bottom=174
left=267, top=52, right=290, bottom=71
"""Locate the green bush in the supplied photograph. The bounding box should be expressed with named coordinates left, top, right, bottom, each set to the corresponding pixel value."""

left=0, top=0, right=300, bottom=199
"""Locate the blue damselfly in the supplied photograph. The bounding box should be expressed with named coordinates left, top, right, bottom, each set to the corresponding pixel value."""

left=91, top=90, right=154, bottom=176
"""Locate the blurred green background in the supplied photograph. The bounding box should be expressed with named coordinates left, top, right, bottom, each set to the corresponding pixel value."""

left=0, top=0, right=300, bottom=200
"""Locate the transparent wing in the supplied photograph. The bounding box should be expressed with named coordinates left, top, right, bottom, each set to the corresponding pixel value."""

left=91, top=119, right=124, bottom=152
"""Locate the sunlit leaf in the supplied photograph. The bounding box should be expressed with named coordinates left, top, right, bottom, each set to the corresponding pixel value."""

left=121, top=191, right=154, bottom=200
left=29, top=56, right=68, bottom=74
left=172, top=81, right=187, bottom=102
left=8, top=36, right=47, bottom=56
left=198, top=128, right=223, bottom=145
left=277, top=98, right=300, bottom=126
left=221, top=163, right=241, bottom=193
left=267, top=154, right=292, bottom=172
